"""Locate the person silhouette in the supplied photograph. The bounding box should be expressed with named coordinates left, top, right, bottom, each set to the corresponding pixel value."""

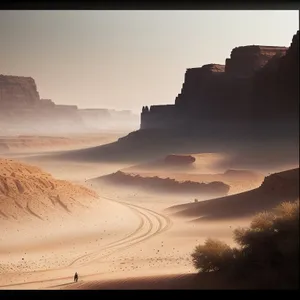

left=74, top=272, right=78, bottom=282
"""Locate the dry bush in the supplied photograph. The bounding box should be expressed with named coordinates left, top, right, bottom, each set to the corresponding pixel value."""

left=191, top=238, right=235, bottom=272
left=191, top=200, right=299, bottom=288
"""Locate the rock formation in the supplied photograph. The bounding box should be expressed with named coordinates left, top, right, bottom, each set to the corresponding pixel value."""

left=252, top=32, right=299, bottom=121
left=0, top=75, right=84, bottom=134
left=0, top=75, right=40, bottom=108
left=0, top=75, right=139, bottom=135
left=164, top=154, right=196, bottom=165
left=39, top=98, right=56, bottom=108
left=166, top=168, right=299, bottom=222
left=96, top=170, right=230, bottom=197
left=141, top=31, right=298, bottom=133
left=225, top=46, right=287, bottom=77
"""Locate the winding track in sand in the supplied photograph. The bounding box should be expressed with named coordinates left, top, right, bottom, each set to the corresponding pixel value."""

left=0, top=195, right=173, bottom=289
left=68, top=195, right=173, bottom=267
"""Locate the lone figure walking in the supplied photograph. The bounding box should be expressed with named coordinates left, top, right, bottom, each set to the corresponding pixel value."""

left=74, top=272, right=78, bottom=282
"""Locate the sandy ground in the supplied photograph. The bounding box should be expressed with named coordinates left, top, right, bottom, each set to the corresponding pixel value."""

left=0, top=138, right=297, bottom=290
left=0, top=132, right=126, bottom=155
left=0, top=187, right=250, bottom=290
left=0, top=180, right=250, bottom=289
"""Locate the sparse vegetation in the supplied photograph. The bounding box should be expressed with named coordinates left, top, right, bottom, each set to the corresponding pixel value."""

left=191, top=200, right=299, bottom=289
left=192, top=238, right=236, bottom=272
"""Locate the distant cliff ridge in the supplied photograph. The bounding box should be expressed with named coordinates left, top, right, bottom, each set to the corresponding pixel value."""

left=0, top=75, right=139, bottom=134
left=0, top=76, right=83, bottom=134
left=141, top=31, right=298, bottom=131
left=0, top=75, right=40, bottom=108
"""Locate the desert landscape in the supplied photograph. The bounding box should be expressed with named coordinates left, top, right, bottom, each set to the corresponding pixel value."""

left=0, top=11, right=299, bottom=290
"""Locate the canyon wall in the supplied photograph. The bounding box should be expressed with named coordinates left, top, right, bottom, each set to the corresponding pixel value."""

left=0, top=77, right=84, bottom=135
left=141, top=31, right=298, bottom=132
left=225, top=45, right=287, bottom=77
left=252, top=32, right=299, bottom=121
left=0, top=75, right=40, bottom=109
left=0, top=75, right=139, bottom=135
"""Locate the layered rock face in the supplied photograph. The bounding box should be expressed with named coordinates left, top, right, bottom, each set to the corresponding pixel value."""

left=252, top=31, right=299, bottom=121
left=225, top=46, right=287, bottom=77
left=141, top=31, right=298, bottom=133
left=0, top=75, right=40, bottom=108
left=0, top=75, right=139, bottom=135
left=0, top=76, right=84, bottom=135
left=39, top=99, right=56, bottom=109
left=141, top=105, right=182, bottom=129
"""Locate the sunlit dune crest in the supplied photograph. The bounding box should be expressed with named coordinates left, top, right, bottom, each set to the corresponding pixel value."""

left=0, top=158, right=98, bottom=221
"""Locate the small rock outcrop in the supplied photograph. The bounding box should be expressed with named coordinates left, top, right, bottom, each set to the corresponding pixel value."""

left=164, top=154, right=196, bottom=165
left=96, top=171, right=230, bottom=197
left=260, top=168, right=299, bottom=196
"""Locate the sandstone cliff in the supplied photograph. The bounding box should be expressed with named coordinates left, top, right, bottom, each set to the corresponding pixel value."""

left=0, top=75, right=85, bottom=135
left=225, top=45, right=287, bottom=77
left=0, top=75, right=139, bottom=135
left=252, top=31, right=299, bottom=120
left=0, top=75, right=40, bottom=108
left=141, top=31, right=298, bottom=132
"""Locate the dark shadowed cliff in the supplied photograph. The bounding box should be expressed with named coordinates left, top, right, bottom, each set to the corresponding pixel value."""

left=141, top=31, right=299, bottom=135
left=46, top=31, right=299, bottom=167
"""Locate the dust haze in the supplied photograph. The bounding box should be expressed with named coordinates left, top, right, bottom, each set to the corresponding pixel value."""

left=0, top=12, right=299, bottom=290
left=1, top=135, right=298, bottom=289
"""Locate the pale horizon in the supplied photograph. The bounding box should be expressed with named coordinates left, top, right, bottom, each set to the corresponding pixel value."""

left=0, top=10, right=298, bottom=114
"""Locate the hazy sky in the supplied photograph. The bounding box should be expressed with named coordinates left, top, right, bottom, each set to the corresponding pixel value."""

left=0, top=10, right=298, bottom=113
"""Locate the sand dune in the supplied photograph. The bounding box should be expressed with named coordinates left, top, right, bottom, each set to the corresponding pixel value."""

left=166, top=168, right=299, bottom=222
left=1, top=147, right=297, bottom=290
left=42, top=128, right=298, bottom=173
left=0, top=158, right=98, bottom=221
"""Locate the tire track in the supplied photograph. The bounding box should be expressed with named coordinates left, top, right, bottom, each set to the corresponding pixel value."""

left=68, top=204, right=146, bottom=267
left=68, top=195, right=172, bottom=267
left=0, top=195, right=173, bottom=289
left=81, top=196, right=172, bottom=264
